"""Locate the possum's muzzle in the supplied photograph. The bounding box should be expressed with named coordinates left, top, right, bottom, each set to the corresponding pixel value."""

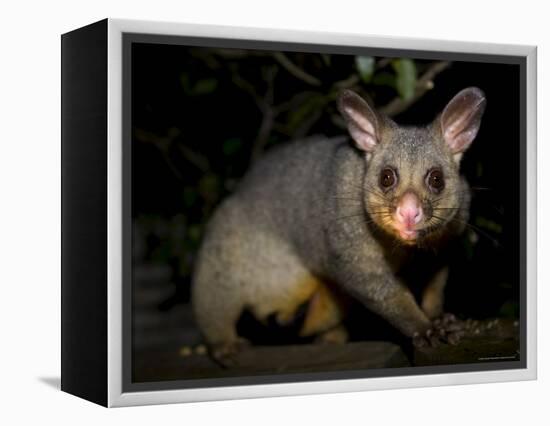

left=392, top=191, right=423, bottom=242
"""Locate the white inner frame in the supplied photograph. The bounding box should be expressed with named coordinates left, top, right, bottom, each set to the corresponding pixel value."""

left=106, top=18, right=537, bottom=407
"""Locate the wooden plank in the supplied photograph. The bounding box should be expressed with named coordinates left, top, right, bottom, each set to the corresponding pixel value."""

left=414, top=318, right=520, bottom=366
left=133, top=318, right=520, bottom=383
left=134, top=341, right=409, bottom=382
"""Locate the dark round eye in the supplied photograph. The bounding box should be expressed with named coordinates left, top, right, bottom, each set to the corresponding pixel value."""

left=379, top=167, right=397, bottom=189
left=426, top=168, right=445, bottom=192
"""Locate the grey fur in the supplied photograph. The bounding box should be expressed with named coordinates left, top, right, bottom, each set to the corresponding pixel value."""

left=192, top=87, right=485, bottom=351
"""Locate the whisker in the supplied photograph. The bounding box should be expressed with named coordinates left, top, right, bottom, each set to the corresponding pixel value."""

left=433, top=186, right=491, bottom=202
left=432, top=191, right=467, bottom=204
left=330, top=213, right=367, bottom=222
left=432, top=213, right=500, bottom=247
left=340, top=182, right=390, bottom=204
left=344, top=182, right=372, bottom=196
left=368, top=209, right=392, bottom=214
left=354, top=182, right=387, bottom=197
left=432, top=207, right=460, bottom=211
left=368, top=214, right=393, bottom=220
left=363, top=186, right=387, bottom=200
left=331, top=196, right=363, bottom=201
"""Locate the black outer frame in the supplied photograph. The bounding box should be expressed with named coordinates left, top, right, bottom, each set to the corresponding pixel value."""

left=61, top=19, right=108, bottom=406
left=60, top=18, right=531, bottom=407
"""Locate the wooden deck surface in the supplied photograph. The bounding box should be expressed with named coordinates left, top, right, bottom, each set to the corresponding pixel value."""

left=133, top=318, right=519, bottom=383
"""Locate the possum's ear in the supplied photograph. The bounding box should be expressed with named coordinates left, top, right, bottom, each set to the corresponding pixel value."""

left=337, top=90, right=380, bottom=152
left=440, top=87, right=486, bottom=156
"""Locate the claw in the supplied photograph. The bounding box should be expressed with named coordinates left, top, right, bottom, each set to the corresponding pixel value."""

left=413, top=313, right=467, bottom=348
left=445, top=322, right=464, bottom=332
left=413, top=332, right=428, bottom=348
left=447, top=332, right=460, bottom=345
left=209, top=338, right=250, bottom=368
left=442, top=313, right=456, bottom=324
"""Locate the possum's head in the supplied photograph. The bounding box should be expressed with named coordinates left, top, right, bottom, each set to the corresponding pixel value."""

left=337, top=87, right=486, bottom=245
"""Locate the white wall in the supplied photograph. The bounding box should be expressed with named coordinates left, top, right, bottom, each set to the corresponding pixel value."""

left=0, top=0, right=546, bottom=424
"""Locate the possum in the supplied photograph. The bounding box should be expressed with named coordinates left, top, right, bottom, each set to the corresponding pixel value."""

left=191, top=87, right=486, bottom=361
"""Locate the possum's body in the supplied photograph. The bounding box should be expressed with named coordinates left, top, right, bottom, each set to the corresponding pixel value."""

left=192, top=87, right=485, bottom=355
left=192, top=136, right=352, bottom=345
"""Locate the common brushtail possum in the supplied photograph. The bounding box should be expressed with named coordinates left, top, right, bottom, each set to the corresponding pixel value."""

left=192, top=87, right=486, bottom=360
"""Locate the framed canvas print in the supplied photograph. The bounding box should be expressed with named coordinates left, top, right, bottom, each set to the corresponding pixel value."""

left=61, top=18, right=537, bottom=407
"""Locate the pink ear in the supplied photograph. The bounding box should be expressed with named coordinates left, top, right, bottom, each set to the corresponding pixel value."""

left=441, top=87, right=486, bottom=154
left=337, top=90, right=379, bottom=152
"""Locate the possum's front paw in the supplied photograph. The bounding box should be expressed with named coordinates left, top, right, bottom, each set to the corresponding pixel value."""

left=210, top=338, right=250, bottom=368
left=413, top=313, right=465, bottom=348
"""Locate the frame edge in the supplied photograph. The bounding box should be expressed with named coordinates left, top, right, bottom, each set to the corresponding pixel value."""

left=61, top=18, right=109, bottom=407
left=106, top=18, right=538, bottom=407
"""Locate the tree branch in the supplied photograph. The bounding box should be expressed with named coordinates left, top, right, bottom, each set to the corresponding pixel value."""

left=250, top=66, right=278, bottom=163
left=272, top=52, right=322, bottom=86
left=134, top=127, right=210, bottom=175
left=379, top=61, right=451, bottom=117
left=231, top=65, right=280, bottom=163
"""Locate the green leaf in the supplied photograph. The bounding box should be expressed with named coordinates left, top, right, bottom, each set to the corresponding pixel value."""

left=320, top=54, right=332, bottom=66
left=180, top=73, right=191, bottom=91
left=476, top=162, right=484, bottom=178
left=499, top=300, right=519, bottom=318
left=287, top=94, right=326, bottom=132
left=461, top=232, right=475, bottom=260
left=372, top=72, right=396, bottom=88
left=198, top=173, right=220, bottom=201
left=188, top=224, right=202, bottom=243
left=355, top=56, right=375, bottom=83
left=180, top=74, right=218, bottom=95
left=475, top=216, right=503, bottom=234
left=222, top=138, right=242, bottom=156
left=392, top=58, right=417, bottom=101
left=192, top=78, right=218, bottom=95
left=183, top=186, right=197, bottom=208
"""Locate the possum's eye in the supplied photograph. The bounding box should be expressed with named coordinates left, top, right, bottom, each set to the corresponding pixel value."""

left=379, top=167, right=398, bottom=190
left=426, top=168, right=445, bottom=193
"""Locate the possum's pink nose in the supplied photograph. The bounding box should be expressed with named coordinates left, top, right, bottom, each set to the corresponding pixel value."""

left=396, top=192, right=423, bottom=227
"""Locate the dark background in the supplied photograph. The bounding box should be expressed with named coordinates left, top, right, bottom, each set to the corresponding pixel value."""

left=131, top=42, right=520, bottom=361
